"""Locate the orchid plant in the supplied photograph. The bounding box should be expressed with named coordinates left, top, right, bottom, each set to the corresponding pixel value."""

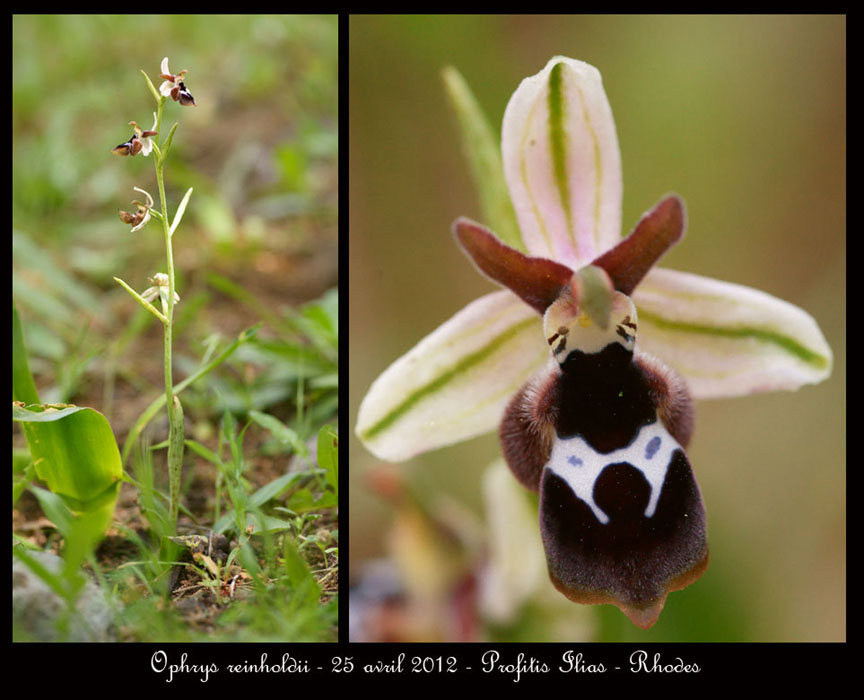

left=355, top=57, right=832, bottom=629
left=113, top=57, right=196, bottom=532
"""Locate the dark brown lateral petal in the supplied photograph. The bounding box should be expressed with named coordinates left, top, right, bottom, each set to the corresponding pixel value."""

left=591, top=195, right=686, bottom=296
left=539, top=450, right=708, bottom=628
left=453, top=218, right=574, bottom=314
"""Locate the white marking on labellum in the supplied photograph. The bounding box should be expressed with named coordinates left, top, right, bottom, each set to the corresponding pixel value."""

left=546, top=421, right=682, bottom=524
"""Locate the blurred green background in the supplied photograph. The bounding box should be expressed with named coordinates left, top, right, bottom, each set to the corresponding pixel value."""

left=349, top=15, right=845, bottom=641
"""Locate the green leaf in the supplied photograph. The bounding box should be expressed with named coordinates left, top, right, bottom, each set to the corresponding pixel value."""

left=141, top=69, right=161, bottom=104
left=286, top=487, right=337, bottom=513
left=14, top=405, right=122, bottom=499
left=13, top=462, right=35, bottom=507
left=184, top=439, right=224, bottom=467
left=316, top=424, right=338, bottom=496
left=236, top=541, right=262, bottom=583
left=14, top=404, right=123, bottom=537
left=113, top=277, right=168, bottom=324
left=28, top=485, right=75, bottom=537
left=161, top=121, right=179, bottom=158
left=282, top=535, right=321, bottom=606
left=169, top=187, right=193, bottom=237
left=248, top=410, right=308, bottom=457
left=249, top=471, right=310, bottom=507
left=131, top=443, right=172, bottom=541
left=13, top=299, right=40, bottom=405
left=212, top=471, right=311, bottom=534
left=245, top=512, right=294, bottom=535
left=442, top=66, right=521, bottom=249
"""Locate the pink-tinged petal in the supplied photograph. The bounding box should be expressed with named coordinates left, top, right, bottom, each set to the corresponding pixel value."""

left=453, top=217, right=574, bottom=314
left=592, top=195, right=686, bottom=296
left=355, top=291, right=548, bottom=462
left=633, top=268, right=833, bottom=399
left=502, top=57, right=622, bottom=269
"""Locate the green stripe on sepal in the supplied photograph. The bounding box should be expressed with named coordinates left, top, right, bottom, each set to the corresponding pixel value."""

left=360, top=316, right=538, bottom=442
left=547, top=61, right=572, bottom=234
left=633, top=268, right=832, bottom=398
left=639, top=310, right=830, bottom=369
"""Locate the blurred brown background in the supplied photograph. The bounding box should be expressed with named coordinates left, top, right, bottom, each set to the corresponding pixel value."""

left=349, top=15, right=845, bottom=641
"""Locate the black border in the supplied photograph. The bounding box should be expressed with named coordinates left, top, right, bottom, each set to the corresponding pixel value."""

left=10, top=11, right=848, bottom=689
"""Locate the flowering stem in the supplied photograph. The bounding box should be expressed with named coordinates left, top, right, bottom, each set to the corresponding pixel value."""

left=152, top=95, right=182, bottom=533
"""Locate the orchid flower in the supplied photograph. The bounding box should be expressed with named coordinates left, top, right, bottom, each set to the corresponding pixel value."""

left=158, top=57, right=196, bottom=106
left=142, top=272, right=180, bottom=311
left=355, top=57, right=832, bottom=628
left=117, top=186, right=154, bottom=232
left=111, top=116, right=158, bottom=157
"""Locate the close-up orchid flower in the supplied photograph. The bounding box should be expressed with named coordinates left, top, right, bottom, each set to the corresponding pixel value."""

left=355, top=57, right=833, bottom=630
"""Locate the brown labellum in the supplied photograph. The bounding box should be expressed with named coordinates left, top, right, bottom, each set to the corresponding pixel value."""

left=112, top=134, right=142, bottom=156
left=175, top=81, right=196, bottom=106
left=118, top=207, right=146, bottom=227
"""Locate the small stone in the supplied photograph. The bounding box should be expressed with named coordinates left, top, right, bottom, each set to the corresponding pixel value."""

left=12, top=551, right=118, bottom=642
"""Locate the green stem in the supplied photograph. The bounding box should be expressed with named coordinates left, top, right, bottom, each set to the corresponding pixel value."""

left=153, top=96, right=182, bottom=533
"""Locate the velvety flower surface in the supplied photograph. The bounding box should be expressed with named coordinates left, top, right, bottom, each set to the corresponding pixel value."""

left=355, top=57, right=832, bottom=627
